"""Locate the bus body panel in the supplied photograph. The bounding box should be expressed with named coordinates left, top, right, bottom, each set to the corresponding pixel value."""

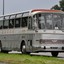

left=0, top=28, right=34, bottom=52
left=0, top=28, right=64, bottom=52
left=32, top=30, right=64, bottom=52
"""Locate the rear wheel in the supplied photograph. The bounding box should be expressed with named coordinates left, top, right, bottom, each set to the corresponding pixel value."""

left=21, top=41, right=30, bottom=54
left=22, top=44, right=26, bottom=54
left=51, top=52, right=58, bottom=57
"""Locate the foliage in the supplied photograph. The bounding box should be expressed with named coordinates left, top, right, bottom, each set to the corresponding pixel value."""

left=60, top=0, right=64, bottom=11
left=51, top=5, right=60, bottom=10
left=51, top=0, right=64, bottom=11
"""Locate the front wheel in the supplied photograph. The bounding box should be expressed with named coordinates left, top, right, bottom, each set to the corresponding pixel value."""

left=51, top=52, right=58, bottom=57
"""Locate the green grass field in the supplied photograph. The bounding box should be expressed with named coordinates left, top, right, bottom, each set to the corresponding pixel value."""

left=0, top=53, right=64, bottom=64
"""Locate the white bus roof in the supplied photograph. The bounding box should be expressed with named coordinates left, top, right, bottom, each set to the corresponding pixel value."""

left=0, top=11, right=30, bottom=18
left=31, top=9, right=64, bottom=15
left=0, top=9, right=64, bottom=18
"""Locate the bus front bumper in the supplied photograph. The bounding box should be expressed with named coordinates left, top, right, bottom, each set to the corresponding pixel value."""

left=32, top=46, right=64, bottom=52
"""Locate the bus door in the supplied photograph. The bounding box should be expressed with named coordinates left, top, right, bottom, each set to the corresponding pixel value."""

left=28, top=17, right=32, bottom=29
left=27, top=17, right=33, bottom=51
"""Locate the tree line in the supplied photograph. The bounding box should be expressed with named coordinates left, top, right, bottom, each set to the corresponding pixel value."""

left=51, top=0, right=64, bottom=11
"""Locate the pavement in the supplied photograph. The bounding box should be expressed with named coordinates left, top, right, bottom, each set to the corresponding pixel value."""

left=31, top=52, right=64, bottom=59
left=9, top=51, right=64, bottom=59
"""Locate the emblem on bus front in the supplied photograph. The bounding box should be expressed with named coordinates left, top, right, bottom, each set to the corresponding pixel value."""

left=52, top=39, right=57, bottom=42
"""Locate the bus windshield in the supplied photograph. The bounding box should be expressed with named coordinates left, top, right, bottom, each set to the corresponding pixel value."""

left=33, top=13, right=64, bottom=30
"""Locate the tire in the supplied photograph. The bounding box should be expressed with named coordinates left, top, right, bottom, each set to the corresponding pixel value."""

left=51, top=52, right=58, bottom=57
left=26, top=52, right=30, bottom=54
left=22, top=44, right=26, bottom=54
left=21, top=42, right=30, bottom=54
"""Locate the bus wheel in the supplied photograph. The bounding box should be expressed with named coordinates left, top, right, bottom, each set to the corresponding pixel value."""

left=22, top=43, right=26, bottom=54
left=21, top=41, right=30, bottom=54
left=22, top=45, right=30, bottom=54
left=51, top=52, right=58, bottom=57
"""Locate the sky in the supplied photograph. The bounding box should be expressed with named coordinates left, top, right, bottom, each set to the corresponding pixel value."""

left=0, top=0, right=60, bottom=15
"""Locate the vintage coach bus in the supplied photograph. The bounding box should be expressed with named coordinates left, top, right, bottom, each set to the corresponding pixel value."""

left=0, top=9, right=64, bottom=57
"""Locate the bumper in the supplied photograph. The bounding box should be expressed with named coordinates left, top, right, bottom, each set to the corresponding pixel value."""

left=32, top=46, right=64, bottom=52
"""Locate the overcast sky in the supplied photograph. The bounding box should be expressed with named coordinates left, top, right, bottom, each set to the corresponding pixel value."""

left=0, top=0, right=60, bottom=15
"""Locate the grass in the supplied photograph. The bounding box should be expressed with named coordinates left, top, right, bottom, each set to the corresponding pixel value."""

left=0, top=53, right=64, bottom=64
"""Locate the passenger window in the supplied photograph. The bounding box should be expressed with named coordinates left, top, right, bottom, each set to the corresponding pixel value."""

left=15, top=18, right=20, bottom=28
left=62, top=15, right=64, bottom=29
left=0, top=20, right=3, bottom=29
left=21, top=17, right=28, bottom=27
left=28, top=17, right=32, bottom=29
left=3, top=20, right=9, bottom=29
left=9, top=19, right=14, bottom=28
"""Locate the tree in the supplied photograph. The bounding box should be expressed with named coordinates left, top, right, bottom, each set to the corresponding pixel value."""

left=60, top=0, right=64, bottom=11
left=51, top=0, right=64, bottom=11
left=51, top=5, right=60, bottom=10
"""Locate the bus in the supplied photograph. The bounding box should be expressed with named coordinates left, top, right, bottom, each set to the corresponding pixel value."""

left=0, top=9, right=64, bottom=57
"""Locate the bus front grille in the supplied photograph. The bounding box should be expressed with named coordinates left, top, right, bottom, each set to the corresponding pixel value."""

left=39, top=39, right=64, bottom=44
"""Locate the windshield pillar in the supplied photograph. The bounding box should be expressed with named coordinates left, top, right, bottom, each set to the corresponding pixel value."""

left=33, top=15, right=38, bottom=31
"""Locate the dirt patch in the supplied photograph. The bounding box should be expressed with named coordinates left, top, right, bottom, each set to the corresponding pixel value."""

left=0, top=62, right=8, bottom=64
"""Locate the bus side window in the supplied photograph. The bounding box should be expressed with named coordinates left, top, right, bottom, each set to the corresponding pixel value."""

left=15, top=18, right=20, bottom=28
left=0, top=20, right=3, bottom=29
left=3, top=20, right=9, bottom=29
left=21, top=17, right=28, bottom=27
left=28, top=17, right=32, bottom=29
left=9, top=19, right=14, bottom=28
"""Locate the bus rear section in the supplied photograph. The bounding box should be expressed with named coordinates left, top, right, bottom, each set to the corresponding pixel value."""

left=32, top=30, right=64, bottom=57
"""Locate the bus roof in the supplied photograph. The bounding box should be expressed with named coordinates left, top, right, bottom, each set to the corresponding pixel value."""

left=31, top=9, right=63, bottom=13
left=0, top=9, right=64, bottom=18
